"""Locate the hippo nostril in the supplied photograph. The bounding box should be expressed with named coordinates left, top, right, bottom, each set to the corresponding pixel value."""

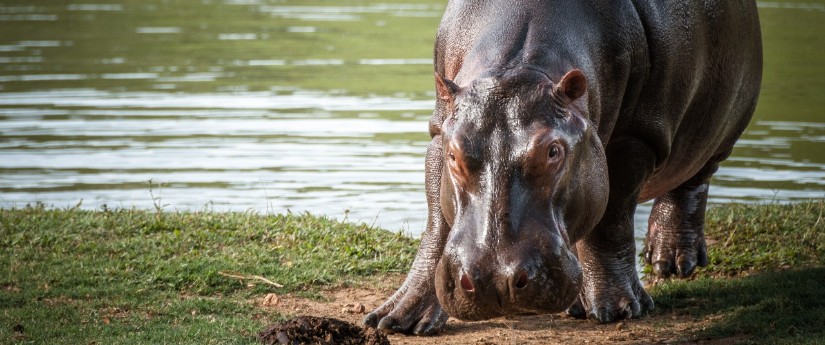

left=460, top=272, right=474, bottom=291
left=514, top=270, right=529, bottom=289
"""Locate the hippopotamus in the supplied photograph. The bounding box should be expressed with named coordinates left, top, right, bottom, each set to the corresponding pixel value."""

left=364, top=0, right=762, bottom=335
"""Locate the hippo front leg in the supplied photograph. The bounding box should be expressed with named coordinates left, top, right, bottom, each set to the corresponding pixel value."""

left=644, top=160, right=721, bottom=279
left=363, top=132, right=450, bottom=335
left=571, top=138, right=655, bottom=322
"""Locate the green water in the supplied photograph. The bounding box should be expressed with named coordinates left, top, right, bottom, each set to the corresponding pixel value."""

left=0, top=0, right=823, bottom=235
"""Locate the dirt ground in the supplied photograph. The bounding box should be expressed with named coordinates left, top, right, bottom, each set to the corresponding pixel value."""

left=256, top=276, right=745, bottom=345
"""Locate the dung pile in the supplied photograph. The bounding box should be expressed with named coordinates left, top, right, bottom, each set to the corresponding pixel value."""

left=259, top=316, right=390, bottom=345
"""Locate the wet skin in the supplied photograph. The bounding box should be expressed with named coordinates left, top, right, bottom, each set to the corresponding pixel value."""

left=364, top=0, right=762, bottom=334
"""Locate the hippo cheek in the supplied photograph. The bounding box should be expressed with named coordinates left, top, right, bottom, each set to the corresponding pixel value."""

left=434, top=237, right=583, bottom=321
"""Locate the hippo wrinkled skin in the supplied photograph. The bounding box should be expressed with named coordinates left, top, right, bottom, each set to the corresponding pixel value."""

left=364, top=0, right=762, bottom=335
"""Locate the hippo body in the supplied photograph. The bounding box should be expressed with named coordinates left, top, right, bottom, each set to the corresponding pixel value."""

left=365, top=0, right=762, bottom=334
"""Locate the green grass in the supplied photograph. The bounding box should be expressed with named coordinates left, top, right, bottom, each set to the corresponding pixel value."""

left=0, top=204, right=417, bottom=344
left=1, top=200, right=823, bottom=344
left=702, top=200, right=824, bottom=277
left=648, top=200, right=825, bottom=344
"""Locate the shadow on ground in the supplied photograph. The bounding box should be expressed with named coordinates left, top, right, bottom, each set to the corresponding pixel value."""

left=651, top=267, right=825, bottom=344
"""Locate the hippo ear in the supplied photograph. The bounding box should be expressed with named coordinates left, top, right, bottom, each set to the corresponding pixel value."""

left=554, top=69, right=587, bottom=102
left=435, top=72, right=461, bottom=102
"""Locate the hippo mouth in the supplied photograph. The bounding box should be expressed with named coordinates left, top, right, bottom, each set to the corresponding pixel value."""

left=433, top=245, right=582, bottom=321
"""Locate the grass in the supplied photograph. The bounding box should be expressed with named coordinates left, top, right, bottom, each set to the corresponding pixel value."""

left=1, top=200, right=823, bottom=344
left=0, top=204, right=417, bottom=344
left=647, top=200, right=825, bottom=344
left=702, top=200, right=824, bottom=276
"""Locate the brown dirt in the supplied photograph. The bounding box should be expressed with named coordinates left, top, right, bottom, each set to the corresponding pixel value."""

left=255, top=275, right=740, bottom=345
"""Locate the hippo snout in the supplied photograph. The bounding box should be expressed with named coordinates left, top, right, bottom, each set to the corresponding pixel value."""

left=434, top=237, right=582, bottom=321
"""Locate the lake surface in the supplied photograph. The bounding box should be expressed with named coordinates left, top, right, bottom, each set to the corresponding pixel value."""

left=1, top=1, right=824, bottom=241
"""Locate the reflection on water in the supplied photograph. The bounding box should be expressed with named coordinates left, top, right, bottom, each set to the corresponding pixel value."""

left=1, top=1, right=824, bottom=239
left=0, top=89, right=433, bottom=232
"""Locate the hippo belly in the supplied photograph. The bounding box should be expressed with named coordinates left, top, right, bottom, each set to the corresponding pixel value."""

left=365, top=0, right=762, bottom=334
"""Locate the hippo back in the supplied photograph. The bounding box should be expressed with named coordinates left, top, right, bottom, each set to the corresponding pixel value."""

left=621, top=0, right=762, bottom=201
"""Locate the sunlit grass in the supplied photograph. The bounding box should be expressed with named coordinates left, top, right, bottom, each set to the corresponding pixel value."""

left=0, top=204, right=417, bottom=344
left=702, top=200, right=824, bottom=277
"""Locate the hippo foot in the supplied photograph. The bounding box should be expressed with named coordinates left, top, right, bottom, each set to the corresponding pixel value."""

left=643, top=226, right=708, bottom=279
left=578, top=262, right=654, bottom=323
left=363, top=275, right=448, bottom=336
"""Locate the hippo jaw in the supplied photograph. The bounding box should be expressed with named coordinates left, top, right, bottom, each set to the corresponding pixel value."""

left=431, top=67, right=609, bottom=321
left=434, top=218, right=583, bottom=320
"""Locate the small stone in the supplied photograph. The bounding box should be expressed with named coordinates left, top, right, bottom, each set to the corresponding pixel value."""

left=262, top=293, right=280, bottom=307
left=342, top=302, right=366, bottom=314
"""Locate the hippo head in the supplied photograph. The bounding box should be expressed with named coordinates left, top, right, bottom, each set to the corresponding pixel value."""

left=433, top=67, right=609, bottom=320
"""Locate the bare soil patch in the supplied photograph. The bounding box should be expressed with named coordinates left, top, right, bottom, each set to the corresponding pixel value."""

left=256, top=276, right=727, bottom=345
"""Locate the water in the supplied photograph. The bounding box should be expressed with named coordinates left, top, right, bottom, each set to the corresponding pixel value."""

left=1, top=1, right=824, bottom=240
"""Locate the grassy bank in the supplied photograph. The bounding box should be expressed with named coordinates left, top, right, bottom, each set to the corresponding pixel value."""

left=1, top=206, right=417, bottom=344
left=1, top=200, right=823, bottom=344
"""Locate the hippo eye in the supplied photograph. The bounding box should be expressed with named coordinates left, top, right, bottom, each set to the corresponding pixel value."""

left=546, top=143, right=565, bottom=167
left=548, top=145, right=561, bottom=159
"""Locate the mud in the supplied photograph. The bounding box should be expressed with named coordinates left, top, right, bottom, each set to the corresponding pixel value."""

left=259, top=315, right=390, bottom=345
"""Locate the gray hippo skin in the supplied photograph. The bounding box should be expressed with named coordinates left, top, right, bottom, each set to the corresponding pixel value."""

left=364, top=0, right=762, bottom=334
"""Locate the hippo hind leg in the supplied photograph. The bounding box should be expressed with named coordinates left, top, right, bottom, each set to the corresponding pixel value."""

left=643, top=159, right=722, bottom=279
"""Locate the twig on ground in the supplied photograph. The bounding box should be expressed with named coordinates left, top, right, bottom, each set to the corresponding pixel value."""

left=218, top=271, right=284, bottom=288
